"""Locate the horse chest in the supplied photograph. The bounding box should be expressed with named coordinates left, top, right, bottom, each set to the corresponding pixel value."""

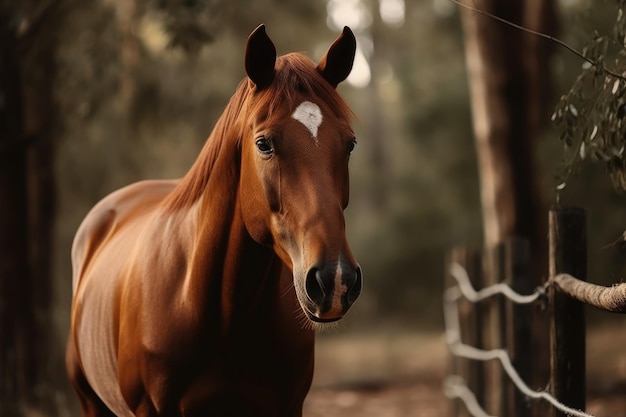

left=172, top=334, right=315, bottom=416
left=118, top=287, right=315, bottom=415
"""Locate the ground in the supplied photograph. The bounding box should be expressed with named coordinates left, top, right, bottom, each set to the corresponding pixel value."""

left=304, top=330, right=447, bottom=417
left=303, top=324, right=626, bottom=417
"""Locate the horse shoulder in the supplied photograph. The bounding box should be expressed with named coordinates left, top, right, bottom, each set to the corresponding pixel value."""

left=72, top=180, right=179, bottom=291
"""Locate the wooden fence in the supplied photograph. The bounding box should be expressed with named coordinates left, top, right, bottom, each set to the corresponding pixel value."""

left=445, top=206, right=626, bottom=417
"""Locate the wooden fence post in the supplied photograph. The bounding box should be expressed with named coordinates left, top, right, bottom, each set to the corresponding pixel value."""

left=548, top=206, right=586, bottom=417
left=500, top=238, right=533, bottom=417
left=483, top=244, right=504, bottom=416
left=446, top=246, right=484, bottom=417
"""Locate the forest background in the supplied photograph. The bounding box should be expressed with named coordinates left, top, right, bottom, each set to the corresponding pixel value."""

left=2, top=0, right=626, bottom=415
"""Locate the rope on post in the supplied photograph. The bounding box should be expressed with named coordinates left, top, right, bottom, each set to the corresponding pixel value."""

left=551, top=273, right=626, bottom=313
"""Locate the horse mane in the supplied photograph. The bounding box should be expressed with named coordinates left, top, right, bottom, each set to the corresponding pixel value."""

left=162, top=52, right=354, bottom=212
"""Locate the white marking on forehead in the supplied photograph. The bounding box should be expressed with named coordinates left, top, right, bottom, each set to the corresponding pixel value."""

left=292, top=101, right=323, bottom=140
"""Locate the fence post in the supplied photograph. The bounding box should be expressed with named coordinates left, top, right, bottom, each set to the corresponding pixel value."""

left=548, top=206, right=586, bottom=417
left=483, top=244, right=504, bottom=416
left=446, top=246, right=484, bottom=417
left=499, top=238, right=533, bottom=417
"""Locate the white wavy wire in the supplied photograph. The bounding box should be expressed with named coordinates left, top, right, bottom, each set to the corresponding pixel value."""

left=444, top=375, right=496, bottom=417
left=444, top=262, right=595, bottom=417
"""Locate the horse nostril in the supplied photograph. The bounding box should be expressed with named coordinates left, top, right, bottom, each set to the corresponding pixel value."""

left=346, top=266, right=362, bottom=305
left=305, top=268, right=326, bottom=304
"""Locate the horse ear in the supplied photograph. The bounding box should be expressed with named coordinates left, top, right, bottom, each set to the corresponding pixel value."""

left=317, top=27, right=356, bottom=88
left=245, top=24, right=276, bottom=90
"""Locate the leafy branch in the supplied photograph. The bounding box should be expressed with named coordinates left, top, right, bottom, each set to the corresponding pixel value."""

left=451, top=0, right=626, bottom=191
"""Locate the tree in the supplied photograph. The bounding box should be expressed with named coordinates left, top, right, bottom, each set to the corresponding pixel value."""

left=553, top=0, right=626, bottom=192
left=458, top=0, right=557, bottom=414
left=459, top=0, right=555, bottom=281
left=0, top=8, right=32, bottom=415
left=0, top=1, right=59, bottom=414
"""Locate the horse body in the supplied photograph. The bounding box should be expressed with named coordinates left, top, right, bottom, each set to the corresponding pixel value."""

left=67, top=25, right=360, bottom=416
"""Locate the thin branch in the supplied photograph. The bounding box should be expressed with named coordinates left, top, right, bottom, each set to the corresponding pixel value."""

left=16, top=0, right=59, bottom=39
left=449, top=0, right=626, bottom=82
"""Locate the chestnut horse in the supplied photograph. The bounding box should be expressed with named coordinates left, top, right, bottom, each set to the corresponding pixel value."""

left=66, top=25, right=362, bottom=416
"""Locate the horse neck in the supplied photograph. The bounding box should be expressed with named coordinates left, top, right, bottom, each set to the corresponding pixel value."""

left=177, top=136, right=287, bottom=334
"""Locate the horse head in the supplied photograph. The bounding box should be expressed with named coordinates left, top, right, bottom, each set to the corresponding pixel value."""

left=239, top=25, right=362, bottom=324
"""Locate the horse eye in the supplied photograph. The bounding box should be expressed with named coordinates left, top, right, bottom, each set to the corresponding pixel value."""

left=255, top=137, right=273, bottom=155
left=347, top=139, right=357, bottom=155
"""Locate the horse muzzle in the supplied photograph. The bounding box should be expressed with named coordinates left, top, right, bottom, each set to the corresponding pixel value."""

left=302, top=259, right=362, bottom=322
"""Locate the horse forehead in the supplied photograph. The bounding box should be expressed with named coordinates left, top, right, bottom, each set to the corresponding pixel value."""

left=291, top=101, right=323, bottom=140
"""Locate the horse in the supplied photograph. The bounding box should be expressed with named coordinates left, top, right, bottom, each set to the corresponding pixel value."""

left=66, top=24, right=362, bottom=416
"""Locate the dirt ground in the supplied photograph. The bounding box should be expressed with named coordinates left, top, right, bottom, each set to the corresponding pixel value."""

left=304, top=330, right=447, bottom=417
left=303, top=324, right=626, bottom=417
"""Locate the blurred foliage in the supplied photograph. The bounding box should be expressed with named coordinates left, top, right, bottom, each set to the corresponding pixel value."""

left=542, top=0, right=626, bottom=317
left=143, top=0, right=221, bottom=52
left=45, top=0, right=626, bottom=352
left=553, top=0, right=626, bottom=191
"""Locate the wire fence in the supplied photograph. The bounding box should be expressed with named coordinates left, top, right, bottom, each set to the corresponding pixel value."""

left=444, top=206, right=626, bottom=417
left=444, top=262, right=594, bottom=417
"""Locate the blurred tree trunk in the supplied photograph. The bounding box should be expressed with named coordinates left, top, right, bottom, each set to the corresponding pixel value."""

left=366, top=4, right=390, bottom=212
left=460, top=0, right=554, bottom=280
left=0, top=10, right=33, bottom=416
left=0, top=2, right=59, bottom=415
left=460, top=0, right=556, bottom=414
left=109, top=0, right=141, bottom=112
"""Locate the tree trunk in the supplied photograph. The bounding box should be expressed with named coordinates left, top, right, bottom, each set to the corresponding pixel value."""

left=0, top=9, right=36, bottom=415
left=459, top=0, right=556, bottom=414
left=0, top=2, right=59, bottom=414
left=22, top=5, right=60, bottom=411
left=460, top=0, right=550, bottom=279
